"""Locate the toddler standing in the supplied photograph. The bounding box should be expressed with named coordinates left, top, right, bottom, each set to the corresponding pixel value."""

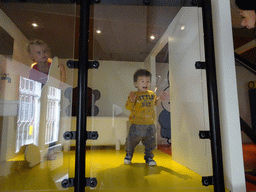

left=124, top=69, right=169, bottom=166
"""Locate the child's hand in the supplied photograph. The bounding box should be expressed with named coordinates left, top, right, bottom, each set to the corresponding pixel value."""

left=159, top=91, right=169, bottom=101
left=129, top=91, right=137, bottom=103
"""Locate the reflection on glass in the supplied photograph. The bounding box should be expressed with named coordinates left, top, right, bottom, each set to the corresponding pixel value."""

left=16, top=77, right=62, bottom=158
left=0, top=1, right=76, bottom=191
left=16, top=76, right=41, bottom=153
left=45, top=86, right=61, bottom=145
left=0, top=0, right=230, bottom=190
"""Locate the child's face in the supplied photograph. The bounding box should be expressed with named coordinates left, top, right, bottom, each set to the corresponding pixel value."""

left=29, top=45, right=50, bottom=63
left=134, top=76, right=151, bottom=92
left=240, top=10, right=256, bottom=29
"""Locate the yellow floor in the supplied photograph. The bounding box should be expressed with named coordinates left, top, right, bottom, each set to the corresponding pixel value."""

left=0, top=146, right=224, bottom=192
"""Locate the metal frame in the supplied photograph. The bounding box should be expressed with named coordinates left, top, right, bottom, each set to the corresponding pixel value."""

left=74, top=0, right=226, bottom=191
left=2, top=0, right=226, bottom=191
left=200, top=0, right=225, bottom=191
left=75, top=0, right=91, bottom=191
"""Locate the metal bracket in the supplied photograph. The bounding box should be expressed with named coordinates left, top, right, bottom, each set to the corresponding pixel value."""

left=86, top=177, right=97, bottom=187
left=66, top=60, right=79, bottom=69
left=61, top=178, right=97, bottom=188
left=63, top=131, right=76, bottom=140
left=63, top=131, right=98, bottom=140
left=66, top=60, right=99, bottom=69
left=199, top=131, right=211, bottom=139
left=87, top=131, right=99, bottom=140
left=195, top=61, right=206, bottom=69
left=202, top=176, right=214, bottom=186
left=88, top=61, right=100, bottom=69
left=61, top=178, right=74, bottom=188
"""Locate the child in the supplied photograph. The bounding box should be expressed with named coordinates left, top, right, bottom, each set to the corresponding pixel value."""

left=26, top=40, right=66, bottom=160
left=124, top=69, right=169, bottom=166
left=27, top=40, right=66, bottom=85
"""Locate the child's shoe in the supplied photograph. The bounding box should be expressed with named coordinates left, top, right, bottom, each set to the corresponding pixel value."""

left=145, top=157, right=157, bottom=166
left=124, top=153, right=133, bottom=165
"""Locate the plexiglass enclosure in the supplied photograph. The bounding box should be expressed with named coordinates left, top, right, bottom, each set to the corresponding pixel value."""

left=0, top=0, right=228, bottom=192
left=0, top=1, right=76, bottom=191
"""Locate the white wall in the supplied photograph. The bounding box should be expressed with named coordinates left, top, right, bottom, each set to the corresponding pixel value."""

left=0, top=55, right=7, bottom=100
left=145, top=7, right=213, bottom=176
left=0, top=9, right=31, bottom=162
left=73, top=60, right=145, bottom=117
left=211, top=0, right=246, bottom=191
left=59, top=58, right=75, bottom=87
left=168, top=8, right=212, bottom=176
left=0, top=58, right=32, bottom=162
left=148, top=5, right=246, bottom=191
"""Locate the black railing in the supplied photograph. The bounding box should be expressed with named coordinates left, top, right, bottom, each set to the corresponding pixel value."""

left=235, top=53, right=256, bottom=76
left=75, top=0, right=91, bottom=191
left=201, top=0, right=225, bottom=191
left=75, top=0, right=226, bottom=191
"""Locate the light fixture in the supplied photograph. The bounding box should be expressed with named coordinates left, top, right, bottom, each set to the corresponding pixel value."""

left=31, top=23, right=38, bottom=28
left=181, top=25, right=185, bottom=30
left=168, top=37, right=174, bottom=41
left=96, top=30, right=102, bottom=34
left=150, top=35, right=155, bottom=40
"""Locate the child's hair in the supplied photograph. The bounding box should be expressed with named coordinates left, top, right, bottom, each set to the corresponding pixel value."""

left=133, top=69, right=152, bottom=82
left=26, top=39, right=50, bottom=54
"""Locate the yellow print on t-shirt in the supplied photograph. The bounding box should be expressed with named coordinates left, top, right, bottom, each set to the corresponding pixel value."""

left=125, top=90, right=157, bottom=125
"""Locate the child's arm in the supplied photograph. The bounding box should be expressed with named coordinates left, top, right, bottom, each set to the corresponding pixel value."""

left=155, top=91, right=169, bottom=106
left=125, top=91, right=137, bottom=110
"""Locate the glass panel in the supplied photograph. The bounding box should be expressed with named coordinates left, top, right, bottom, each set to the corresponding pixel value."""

left=88, top=2, right=214, bottom=191
left=0, top=2, right=76, bottom=191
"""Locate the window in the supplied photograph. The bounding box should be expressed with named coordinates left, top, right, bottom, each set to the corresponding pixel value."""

left=16, top=76, right=41, bottom=153
left=45, top=86, right=61, bottom=144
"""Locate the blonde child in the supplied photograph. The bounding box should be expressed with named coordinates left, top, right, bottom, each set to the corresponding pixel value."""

left=26, top=40, right=66, bottom=160
left=27, top=39, right=66, bottom=85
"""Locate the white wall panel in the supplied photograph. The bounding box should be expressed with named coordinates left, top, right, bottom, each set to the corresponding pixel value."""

left=168, top=8, right=212, bottom=176
left=211, top=0, right=246, bottom=191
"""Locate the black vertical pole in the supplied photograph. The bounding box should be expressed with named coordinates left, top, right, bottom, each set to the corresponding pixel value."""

left=201, top=0, right=225, bottom=191
left=75, top=0, right=90, bottom=192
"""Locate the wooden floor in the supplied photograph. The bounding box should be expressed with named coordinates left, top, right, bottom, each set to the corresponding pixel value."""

left=0, top=145, right=221, bottom=192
